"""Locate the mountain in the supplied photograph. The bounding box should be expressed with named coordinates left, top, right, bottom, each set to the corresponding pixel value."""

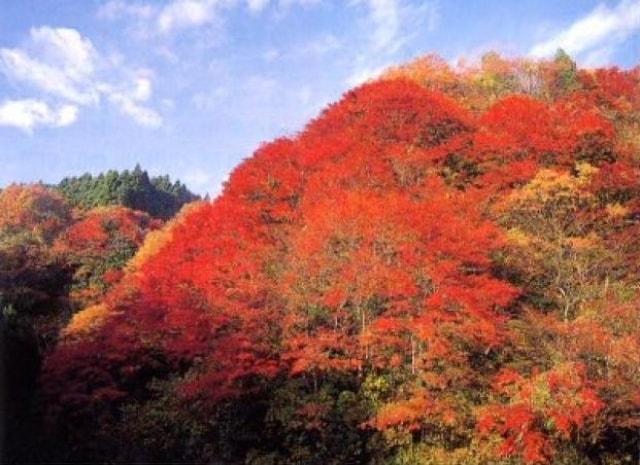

left=36, top=52, right=640, bottom=464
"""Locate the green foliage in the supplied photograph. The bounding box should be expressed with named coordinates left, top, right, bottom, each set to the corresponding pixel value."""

left=57, top=164, right=200, bottom=219
left=252, top=376, right=375, bottom=465
left=112, top=378, right=219, bottom=464
left=551, top=48, right=580, bottom=97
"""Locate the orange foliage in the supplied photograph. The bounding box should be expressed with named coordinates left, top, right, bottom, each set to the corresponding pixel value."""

left=0, top=183, right=71, bottom=242
left=62, top=304, right=111, bottom=338
left=41, top=53, right=640, bottom=464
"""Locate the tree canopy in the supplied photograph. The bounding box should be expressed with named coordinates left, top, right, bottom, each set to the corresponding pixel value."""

left=5, top=51, right=640, bottom=465
left=56, top=164, right=200, bottom=219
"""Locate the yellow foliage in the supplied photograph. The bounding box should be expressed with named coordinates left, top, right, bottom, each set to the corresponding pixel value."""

left=506, top=227, right=532, bottom=247
left=383, top=54, right=458, bottom=90
left=126, top=200, right=203, bottom=272
left=524, top=169, right=576, bottom=196
left=606, top=202, right=629, bottom=218
left=504, top=168, right=595, bottom=208
left=126, top=227, right=174, bottom=272
left=575, top=162, right=599, bottom=183
left=63, top=304, right=111, bottom=337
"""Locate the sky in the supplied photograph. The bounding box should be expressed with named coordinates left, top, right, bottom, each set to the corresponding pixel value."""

left=0, top=0, right=639, bottom=196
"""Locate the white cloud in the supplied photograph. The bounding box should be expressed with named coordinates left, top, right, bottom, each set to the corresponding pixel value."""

left=183, top=169, right=215, bottom=189
left=0, top=27, right=99, bottom=104
left=99, top=0, right=222, bottom=34
left=98, top=0, right=156, bottom=20
left=56, top=104, right=80, bottom=126
left=247, top=0, right=270, bottom=12
left=366, top=0, right=401, bottom=52
left=277, top=0, right=321, bottom=9
left=182, top=168, right=230, bottom=196
left=132, top=76, right=153, bottom=101
left=0, top=99, right=78, bottom=132
left=345, top=63, right=389, bottom=87
left=108, top=91, right=163, bottom=127
left=29, top=27, right=97, bottom=79
left=157, top=0, right=218, bottom=34
left=0, top=26, right=162, bottom=130
left=582, top=45, right=616, bottom=67
left=350, top=0, right=438, bottom=54
left=102, top=73, right=162, bottom=127
left=99, top=0, right=323, bottom=35
left=345, top=0, right=439, bottom=87
left=263, top=34, right=340, bottom=63
left=529, top=0, right=640, bottom=65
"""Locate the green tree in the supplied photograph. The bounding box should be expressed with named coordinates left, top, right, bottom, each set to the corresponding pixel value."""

left=57, top=165, right=199, bottom=219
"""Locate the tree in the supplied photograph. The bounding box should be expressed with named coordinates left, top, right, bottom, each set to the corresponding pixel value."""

left=54, top=206, right=161, bottom=308
left=36, top=53, right=640, bottom=465
left=0, top=184, right=72, bottom=463
left=0, top=184, right=71, bottom=315
left=57, top=166, right=200, bottom=219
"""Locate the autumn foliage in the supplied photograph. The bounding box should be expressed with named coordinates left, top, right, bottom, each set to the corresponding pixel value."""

left=54, top=205, right=161, bottom=307
left=0, top=183, right=172, bottom=463
left=37, top=52, right=640, bottom=464
left=0, top=184, right=71, bottom=315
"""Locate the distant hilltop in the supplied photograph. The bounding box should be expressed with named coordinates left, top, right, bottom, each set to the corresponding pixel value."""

left=55, top=164, right=200, bottom=219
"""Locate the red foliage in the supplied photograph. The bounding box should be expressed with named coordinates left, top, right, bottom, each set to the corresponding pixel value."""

left=53, top=206, right=161, bottom=306
left=470, top=95, right=618, bottom=191
left=579, top=67, right=640, bottom=113
left=40, top=56, right=640, bottom=464
left=58, top=206, right=160, bottom=257
left=478, top=363, right=605, bottom=463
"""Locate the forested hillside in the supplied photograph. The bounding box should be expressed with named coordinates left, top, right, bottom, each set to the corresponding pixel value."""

left=3, top=51, right=640, bottom=465
left=0, top=171, right=199, bottom=463
left=56, top=164, right=200, bottom=219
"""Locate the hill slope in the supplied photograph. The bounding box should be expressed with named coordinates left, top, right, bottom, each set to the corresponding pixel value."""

left=42, top=53, right=640, bottom=465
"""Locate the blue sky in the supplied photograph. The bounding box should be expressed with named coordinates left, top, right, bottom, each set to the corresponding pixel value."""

left=1, top=0, right=638, bottom=195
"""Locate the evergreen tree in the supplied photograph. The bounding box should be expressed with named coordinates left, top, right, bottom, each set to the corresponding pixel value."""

left=56, top=165, right=200, bottom=219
